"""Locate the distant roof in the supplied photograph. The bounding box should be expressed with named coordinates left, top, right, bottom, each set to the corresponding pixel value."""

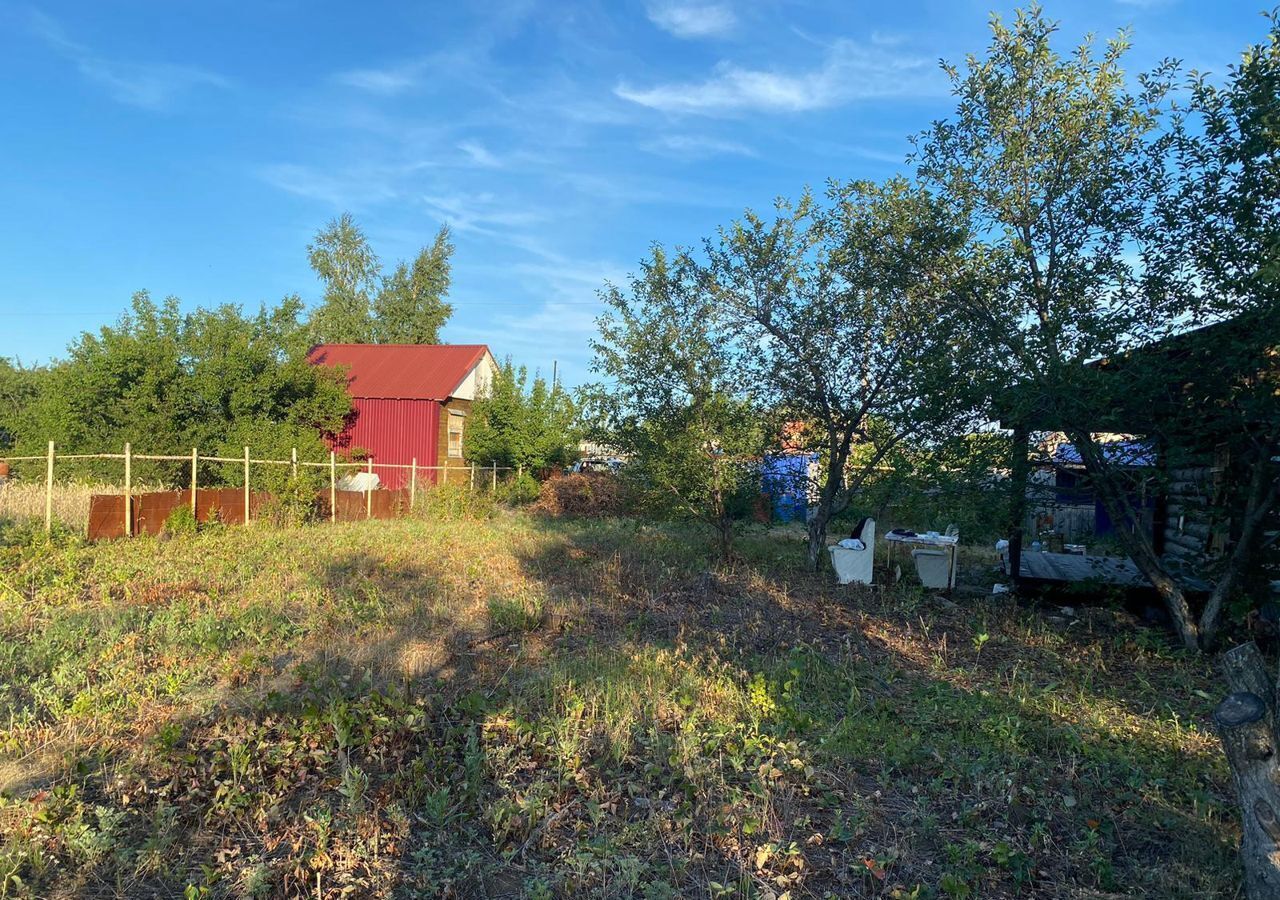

left=307, top=344, right=491, bottom=400
left=1053, top=441, right=1154, bottom=468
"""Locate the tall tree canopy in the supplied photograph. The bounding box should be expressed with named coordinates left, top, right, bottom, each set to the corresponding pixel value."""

left=13, top=292, right=351, bottom=484
left=308, top=213, right=455, bottom=345
left=916, top=5, right=1277, bottom=649
left=1148, top=14, right=1280, bottom=645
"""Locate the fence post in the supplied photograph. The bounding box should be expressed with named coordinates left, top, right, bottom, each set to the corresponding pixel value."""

left=470, top=463, right=476, bottom=492
left=491, top=461, right=497, bottom=493
left=243, top=446, right=250, bottom=525
left=44, top=441, right=54, bottom=533
left=329, top=451, right=337, bottom=523
left=191, top=447, right=198, bottom=519
left=366, top=457, right=373, bottom=519
left=518, top=464, right=523, bottom=482
left=442, top=464, right=449, bottom=486
left=291, top=447, right=298, bottom=480
left=124, top=442, right=132, bottom=537
left=410, top=458, right=417, bottom=509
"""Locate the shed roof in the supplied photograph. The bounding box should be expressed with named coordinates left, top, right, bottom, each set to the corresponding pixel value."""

left=308, top=344, right=491, bottom=400
left=995, top=302, right=1279, bottom=431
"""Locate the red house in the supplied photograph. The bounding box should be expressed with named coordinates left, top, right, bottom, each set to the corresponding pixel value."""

left=308, top=343, right=498, bottom=488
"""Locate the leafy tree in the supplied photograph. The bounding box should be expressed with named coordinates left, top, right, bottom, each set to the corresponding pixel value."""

left=373, top=226, right=455, bottom=344
left=307, top=213, right=380, bottom=344
left=912, top=6, right=1222, bottom=645
left=705, top=179, right=983, bottom=570
left=466, top=358, right=579, bottom=472
left=14, top=292, right=351, bottom=486
left=308, top=213, right=454, bottom=345
left=858, top=430, right=1013, bottom=541
left=586, top=247, right=767, bottom=560
left=1148, top=16, right=1280, bottom=646
left=0, top=359, right=46, bottom=451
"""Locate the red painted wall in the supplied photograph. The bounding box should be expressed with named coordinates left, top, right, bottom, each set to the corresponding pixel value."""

left=330, top=398, right=441, bottom=489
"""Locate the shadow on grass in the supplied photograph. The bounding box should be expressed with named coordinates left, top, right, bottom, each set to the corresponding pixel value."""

left=0, top=513, right=1240, bottom=899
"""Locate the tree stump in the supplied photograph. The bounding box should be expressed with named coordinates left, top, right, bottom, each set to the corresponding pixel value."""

left=1223, top=643, right=1277, bottom=716
left=1214, top=688, right=1280, bottom=899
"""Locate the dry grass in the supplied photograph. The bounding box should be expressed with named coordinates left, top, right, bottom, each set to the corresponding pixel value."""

left=0, top=480, right=166, bottom=531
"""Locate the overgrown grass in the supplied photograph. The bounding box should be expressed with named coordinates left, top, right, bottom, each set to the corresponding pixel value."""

left=0, top=511, right=1238, bottom=897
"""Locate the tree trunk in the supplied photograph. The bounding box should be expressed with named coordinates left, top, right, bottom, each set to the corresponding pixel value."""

left=717, top=515, right=734, bottom=563
left=806, top=503, right=830, bottom=571
left=1214, top=689, right=1280, bottom=899
left=806, top=436, right=853, bottom=572
left=1068, top=430, right=1201, bottom=650
left=1223, top=642, right=1278, bottom=717
left=1007, top=423, right=1031, bottom=581
left=1200, top=458, right=1280, bottom=648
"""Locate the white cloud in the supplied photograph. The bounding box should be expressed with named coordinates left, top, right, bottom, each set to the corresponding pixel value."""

left=457, top=140, right=502, bottom=168
left=448, top=240, right=625, bottom=385
left=421, top=191, right=546, bottom=235
left=333, top=61, right=425, bottom=95
left=616, top=39, right=942, bottom=115
left=642, top=134, right=755, bottom=159
left=647, top=2, right=737, bottom=39
left=257, top=162, right=420, bottom=208
left=28, top=11, right=228, bottom=111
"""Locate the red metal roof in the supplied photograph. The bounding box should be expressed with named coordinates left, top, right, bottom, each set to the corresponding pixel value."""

left=308, top=344, right=490, bottom=400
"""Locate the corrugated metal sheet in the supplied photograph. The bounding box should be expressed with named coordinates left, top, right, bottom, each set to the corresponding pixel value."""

left=308, top=344, right=489, bottom=400
left=330, top=397, right=441, bottom=489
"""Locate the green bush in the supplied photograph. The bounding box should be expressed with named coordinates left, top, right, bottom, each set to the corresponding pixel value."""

left=498, top=472, right=541, bottom=506
left=164, top=505, right=198, bottom=536
left=412, top=484, right=495, bottom=521
left=262, top=473, right=324, bottom=526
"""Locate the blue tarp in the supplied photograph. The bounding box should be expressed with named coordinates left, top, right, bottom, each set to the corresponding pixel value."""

left=1053, top=441, right=1154, bottom=467
left=762, top=453, right=816, bottom=523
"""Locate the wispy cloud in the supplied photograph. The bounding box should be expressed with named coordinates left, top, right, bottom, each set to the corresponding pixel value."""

left=616, top=38, right=942, bottom=115
left=642, top=133, right=756, bottom=159
left=457, top=140, right=503, bottom=168
left=257, top=162, right=428, bottom=208
left=450, top=239, right=626, bottom=383
left=333, top=60, right=426, bottom=95
left=421, top=191, right=546, bottom=235
left=28, top=10, right=228, bottom=111
left=646, top=2, right=737, bottom=39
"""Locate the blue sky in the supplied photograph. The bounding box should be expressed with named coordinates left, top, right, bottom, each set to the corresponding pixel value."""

left=0, top=1, right=1270, bottom=385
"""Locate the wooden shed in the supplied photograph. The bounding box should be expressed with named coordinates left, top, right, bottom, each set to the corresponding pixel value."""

left=997, top=306, right=1278, bottom=591
left=308, top=344, right=498, bottom=488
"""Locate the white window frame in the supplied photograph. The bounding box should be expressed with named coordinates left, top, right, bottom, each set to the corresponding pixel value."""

left=447, top=410, right=465, bottom=458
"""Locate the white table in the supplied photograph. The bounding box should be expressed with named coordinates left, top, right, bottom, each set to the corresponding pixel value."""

left=884, top=531, right=959, bottom=590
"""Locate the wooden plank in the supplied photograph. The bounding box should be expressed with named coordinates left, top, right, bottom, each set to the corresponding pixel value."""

left=44, top=441, right=54, bottom=533
left=124, top=442, right=132, bottom=537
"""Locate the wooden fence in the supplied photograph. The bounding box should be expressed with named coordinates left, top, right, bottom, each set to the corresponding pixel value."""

left=1, top=442, right=518, bottom=537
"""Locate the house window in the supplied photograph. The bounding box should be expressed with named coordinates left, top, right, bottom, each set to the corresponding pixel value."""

left=448, top=411, right=465, bottom=458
